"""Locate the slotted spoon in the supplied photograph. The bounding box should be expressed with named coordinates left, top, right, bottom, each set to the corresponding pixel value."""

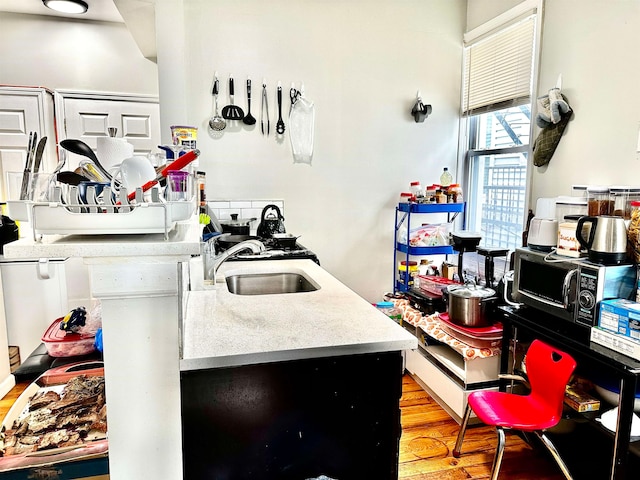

left=209, top=75, right=226, bottom=131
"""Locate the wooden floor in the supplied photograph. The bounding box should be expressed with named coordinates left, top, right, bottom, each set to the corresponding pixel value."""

left=399, top=374, right=565, bottom=480
left=0, top=374, right=566, bottom=479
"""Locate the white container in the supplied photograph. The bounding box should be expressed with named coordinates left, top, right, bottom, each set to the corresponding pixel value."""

left=555, top=196, right=588, bottom=222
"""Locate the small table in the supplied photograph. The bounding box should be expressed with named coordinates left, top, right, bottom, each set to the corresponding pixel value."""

left=499, top=305, right=640, bottom=480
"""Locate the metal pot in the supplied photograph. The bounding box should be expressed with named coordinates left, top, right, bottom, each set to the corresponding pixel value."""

left=219, top=214, right=256, bottom=235
left=446, top=283, right=497, bottom=328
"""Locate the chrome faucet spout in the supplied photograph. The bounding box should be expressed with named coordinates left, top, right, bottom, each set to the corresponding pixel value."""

left=206, top=239, right=266, bottom=279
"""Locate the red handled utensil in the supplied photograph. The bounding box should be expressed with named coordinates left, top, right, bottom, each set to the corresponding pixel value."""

left=117, top=149, right=200, bottom=204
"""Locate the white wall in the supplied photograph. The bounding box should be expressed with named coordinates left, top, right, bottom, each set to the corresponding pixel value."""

left=156, top=0, right=466, bottom=302
left=467, top=0, right=640, bottom=209
left=532, top=0, right=640, bottom=201
left=0, top=12, right=158, bottom=94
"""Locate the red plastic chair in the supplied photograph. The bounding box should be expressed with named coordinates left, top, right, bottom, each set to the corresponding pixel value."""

left=453, top=339, right=576, bottom=480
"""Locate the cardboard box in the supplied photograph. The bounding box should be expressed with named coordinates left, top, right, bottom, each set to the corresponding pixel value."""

left=591, top=326, right=640, bottom=362
left=441, top=262, right=458, bottom=280
left=564, top=384, right=600, bottom=412
left=598, top=298, right=640, bottom=342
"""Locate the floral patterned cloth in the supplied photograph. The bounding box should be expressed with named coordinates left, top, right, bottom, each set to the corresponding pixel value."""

left=391, top=298, right=501, bottom=360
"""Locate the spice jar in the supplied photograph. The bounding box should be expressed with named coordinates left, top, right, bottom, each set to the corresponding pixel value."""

left=435, top=189, right=446, bottom=204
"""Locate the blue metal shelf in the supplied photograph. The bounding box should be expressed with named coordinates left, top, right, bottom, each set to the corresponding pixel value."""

left=394, top=202, right=464, bottom=295
left=396, top=243, right=454, bottom=256
left=398, top=202, right=465, bottom=214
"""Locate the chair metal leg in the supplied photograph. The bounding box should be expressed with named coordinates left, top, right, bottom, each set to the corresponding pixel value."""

left=535, top=431, right=573, bottom=480
left=453, top=403, right=473, bottom=458
left=489, top=427, right=506, bottom=480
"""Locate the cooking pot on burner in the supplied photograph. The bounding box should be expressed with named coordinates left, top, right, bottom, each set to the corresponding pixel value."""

left=445, top=283, right=497, bottom=328
left=219, top=214, right=257, bottom=236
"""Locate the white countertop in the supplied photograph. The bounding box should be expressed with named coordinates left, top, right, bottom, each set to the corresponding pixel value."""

left=181, top=259, right=417, bottom=370
left=2, top=221, right=202, bottom=259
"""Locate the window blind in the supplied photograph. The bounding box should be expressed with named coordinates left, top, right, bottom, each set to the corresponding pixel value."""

left=462, top=15, right=536, bottom=116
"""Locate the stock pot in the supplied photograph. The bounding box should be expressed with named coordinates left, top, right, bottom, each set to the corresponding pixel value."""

left=446, top=283, right=497, bottom=328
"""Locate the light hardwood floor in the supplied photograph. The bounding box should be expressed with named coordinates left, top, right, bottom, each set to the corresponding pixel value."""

left=0, top=374, right=567, bottom=479
left=399, top=374, right=565, bottom=480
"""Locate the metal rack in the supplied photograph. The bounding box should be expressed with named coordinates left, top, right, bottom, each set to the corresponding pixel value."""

left=393, top=202, right=465, bottom=293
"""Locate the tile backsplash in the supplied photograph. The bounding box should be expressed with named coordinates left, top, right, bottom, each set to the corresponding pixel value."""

left=207, top=200, right=284, bottom=234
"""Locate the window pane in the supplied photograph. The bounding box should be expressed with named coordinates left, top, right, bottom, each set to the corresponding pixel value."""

left=467, top=151, right=528, bottom=250
left=475, top=106, right=530, bottom=149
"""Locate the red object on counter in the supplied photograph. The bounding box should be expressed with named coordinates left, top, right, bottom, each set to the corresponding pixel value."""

left=42, top=318, right=96, bottom=357
left=117, top=148, right=200, bottom=204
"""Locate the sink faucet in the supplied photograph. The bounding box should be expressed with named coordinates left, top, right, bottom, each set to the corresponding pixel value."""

left=205, top=239, right=266, bottom=280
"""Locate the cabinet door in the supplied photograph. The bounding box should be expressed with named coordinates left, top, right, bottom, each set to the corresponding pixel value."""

left=56, top=91, right=161, bottom=170
left=0, top=87, right=56, bottom=201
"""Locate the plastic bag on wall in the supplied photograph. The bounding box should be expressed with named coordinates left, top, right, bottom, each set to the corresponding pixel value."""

left=289, top=85, right=315, bottom=165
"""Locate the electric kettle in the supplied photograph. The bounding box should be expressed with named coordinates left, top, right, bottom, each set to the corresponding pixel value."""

left=576, top=215, right=628, bottom=265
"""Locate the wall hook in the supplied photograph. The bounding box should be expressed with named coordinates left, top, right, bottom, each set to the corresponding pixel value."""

left=411, top=90, right=432, bottom=123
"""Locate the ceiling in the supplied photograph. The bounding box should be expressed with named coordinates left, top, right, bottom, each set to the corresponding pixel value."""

left=0, top=0, right=124, bottom=23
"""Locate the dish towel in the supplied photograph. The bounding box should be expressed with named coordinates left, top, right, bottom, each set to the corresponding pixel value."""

left=533, top=91, right=573, bottom=167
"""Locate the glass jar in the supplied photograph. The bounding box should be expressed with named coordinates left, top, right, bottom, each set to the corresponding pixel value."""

left=587, top=186, right=612, bottom=216
left=435, top=189, right=447, bottom=204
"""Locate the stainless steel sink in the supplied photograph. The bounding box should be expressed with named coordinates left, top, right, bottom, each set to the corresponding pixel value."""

left=225, top=272, right=319, bottom=295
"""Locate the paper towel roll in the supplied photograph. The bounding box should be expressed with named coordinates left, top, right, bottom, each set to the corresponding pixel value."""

left=97, top=137, right=134, bottom=170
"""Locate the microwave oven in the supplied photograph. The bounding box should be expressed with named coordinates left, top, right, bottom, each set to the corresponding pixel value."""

left=512, top=247, right=636, bottom=327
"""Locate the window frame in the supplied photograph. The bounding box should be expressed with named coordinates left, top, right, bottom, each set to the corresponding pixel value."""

left=458, top=0, right=544, bottom=244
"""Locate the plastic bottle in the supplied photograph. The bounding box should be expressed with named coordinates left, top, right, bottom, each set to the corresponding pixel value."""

left=399, top=192, right=413, bottom=203
left=440, top=167, right=453, bottom=187
left=410, top=181, right=424, bottom=201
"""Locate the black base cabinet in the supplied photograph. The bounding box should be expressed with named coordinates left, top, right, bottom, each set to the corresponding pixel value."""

left=181, top=351, right=404, bottom=480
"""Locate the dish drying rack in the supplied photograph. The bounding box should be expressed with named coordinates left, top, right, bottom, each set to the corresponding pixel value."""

left=7, top=185, right=196, bottom=241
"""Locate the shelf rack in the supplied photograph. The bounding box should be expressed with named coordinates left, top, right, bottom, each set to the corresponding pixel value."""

left=393, top=202, right=465, bottom=293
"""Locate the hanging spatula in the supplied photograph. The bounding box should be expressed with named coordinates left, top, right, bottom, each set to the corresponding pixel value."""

left=221, top=75, right=244, bottom=120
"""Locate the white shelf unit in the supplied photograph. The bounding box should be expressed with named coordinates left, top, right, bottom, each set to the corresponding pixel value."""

left=403, top=322, right=500, bottom=424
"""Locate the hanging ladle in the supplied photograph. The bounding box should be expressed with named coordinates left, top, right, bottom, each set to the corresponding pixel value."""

left=208, top=74, right=226, bottom=131
left=243, top=78, right=256, bottom=126
left=60, top=139, right=113, bottom=182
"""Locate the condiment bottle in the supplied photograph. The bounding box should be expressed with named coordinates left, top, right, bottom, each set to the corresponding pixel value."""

left=435, top=189, right=446, bottom=204
left=440, top=167, right=453, bottom=187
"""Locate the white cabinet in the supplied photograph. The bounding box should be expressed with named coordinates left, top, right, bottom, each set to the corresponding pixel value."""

left=400, top=313, right=500, bottom=424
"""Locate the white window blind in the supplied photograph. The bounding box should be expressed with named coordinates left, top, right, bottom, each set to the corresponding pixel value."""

left=462, top=15, right=536, bottom=116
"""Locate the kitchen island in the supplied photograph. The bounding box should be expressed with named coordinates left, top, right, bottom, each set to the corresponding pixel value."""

left=3, top=224, right=417, bottom=479
left=182, top=259, right=417, bottom=478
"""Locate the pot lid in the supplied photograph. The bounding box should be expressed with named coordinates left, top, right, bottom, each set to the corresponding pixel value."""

left=447, top=283, right=496, bottom=299
left=219, top=214, right=257, bottom=226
